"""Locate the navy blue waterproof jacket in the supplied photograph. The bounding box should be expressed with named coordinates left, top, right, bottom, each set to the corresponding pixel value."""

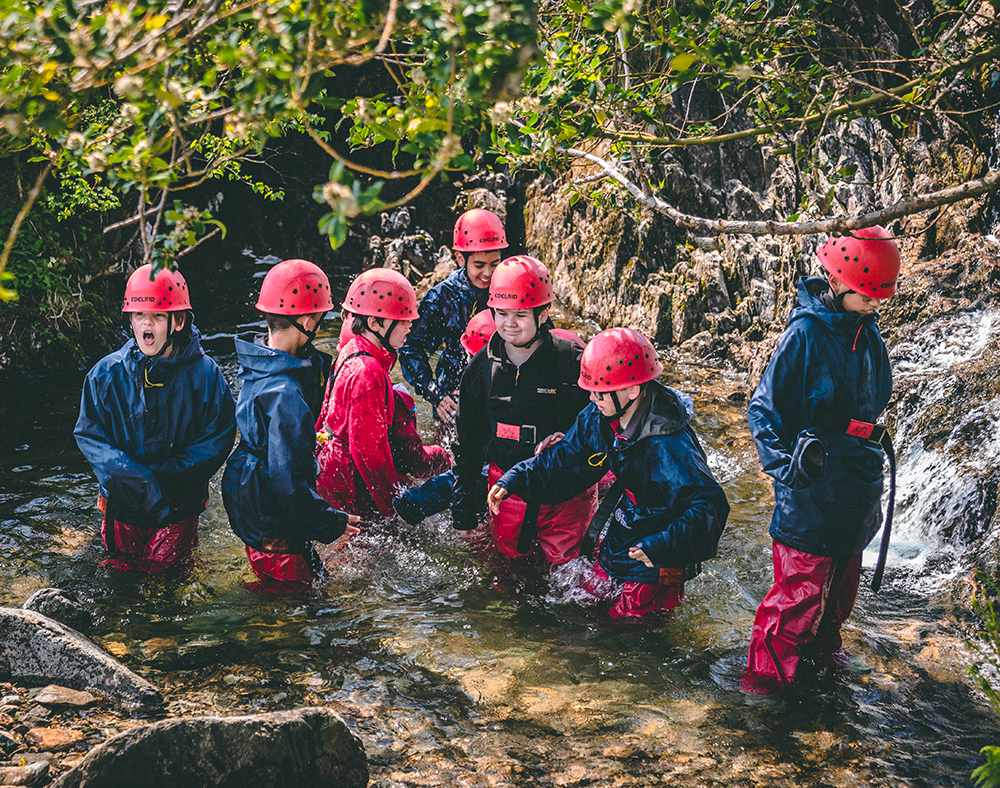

left=496, top=381, right=730, bottom=584
left=222, top=334, right=350, bottom=551
left=748, top=277, right=892, bottom=557
left=74, top=326, right=236, bottom=528
left=398, top=267, right=489, bottom=406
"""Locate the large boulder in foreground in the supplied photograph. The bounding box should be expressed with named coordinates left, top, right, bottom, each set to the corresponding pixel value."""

left=0, top=608, right=160, bottom=707
left=54, top=707, right=369, bottom=788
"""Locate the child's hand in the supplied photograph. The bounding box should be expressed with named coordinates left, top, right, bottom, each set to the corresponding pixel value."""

left=343, top=514, right=362, bottom=537
left=436, top=394, right=459, bottom=423
left=628, top=544, right=654, bottom=568
left=534, top=431, right=565, bottom=455
left=487, top=484, right=509, bottom=514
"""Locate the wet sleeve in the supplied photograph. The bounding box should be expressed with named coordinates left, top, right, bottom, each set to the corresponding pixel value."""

left=747, top=328, right=818, bottom=488
left=74, top=371, right=173, bottom=526
left=498, top=407, right=606, bottom=504
left=629, top=434, right=730, bottom=567
left=451, top=356, right=490, bottom=530
left=261, top=389, right=350, bottom=544
left=146, top=363, right=237, bottom=486
left=345, top=363, right=398, bottom=517
left=398, top=288, right=446, bottom=406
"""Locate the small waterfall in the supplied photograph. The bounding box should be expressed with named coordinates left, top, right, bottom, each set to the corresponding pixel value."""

left=989, top=108, right=1000, bottom=244
left=873, top=309, right=1000, bottom=592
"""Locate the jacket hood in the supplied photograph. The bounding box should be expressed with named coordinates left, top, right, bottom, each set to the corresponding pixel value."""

left=790, top=277, right=876, bottom=338
left=628, top=380, right=694, bottom=442
left=235, top=332, right=318, bottom=384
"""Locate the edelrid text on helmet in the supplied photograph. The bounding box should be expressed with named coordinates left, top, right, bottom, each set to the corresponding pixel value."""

left=487, top=255, right=555, bottom=309
left=453, top=209, right=508, bottom=252
left=817, top=225, right=900, bottom=299
left=256, top=259, right=334, bottom=315
left=578, top=327, right=663, bottom=392
left=122, top=264, right=191, bottom=313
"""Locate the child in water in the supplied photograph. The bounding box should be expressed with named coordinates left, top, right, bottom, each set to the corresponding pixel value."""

left=75, top=264, right=236, bottom=573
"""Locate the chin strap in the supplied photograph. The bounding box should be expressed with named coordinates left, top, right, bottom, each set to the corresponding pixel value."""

left=370, top=318, right=401, bottom=355
left=509, top=315, right=544, bottom=349
left=152, top=313, right=174, bottom=358
left=289, top=311, right=327, bottom=348
left=608, top=388, right=641, bottom=421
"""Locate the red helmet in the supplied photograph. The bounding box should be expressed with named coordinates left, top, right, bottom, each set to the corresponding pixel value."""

left=256, top=259, right=334, bottom=315
left=453, top=209, right=507, bottom=252
left=579, top=327, right=663, bottom=392
left=122, top=264, right=191, bottom=312
left=341, top=268, right=418, bottom=320
left=337, top=318, right=356, bottom=351
left=487, top=255, right=555, bottom=309
left=817, top=225, right=900, bottom=299
left=460, top=310, right=496, bottom=355
left=550, top=327, right=585, bottom=347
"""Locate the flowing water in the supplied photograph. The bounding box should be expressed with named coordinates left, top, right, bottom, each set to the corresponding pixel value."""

left=1, top=250, right=998, bottom=787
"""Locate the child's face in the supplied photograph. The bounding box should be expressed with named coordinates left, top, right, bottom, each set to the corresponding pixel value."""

left=387, top=319, right=414, bottom=350
left=589, top=386, right=639, bottom=418
left=130, top=312, right=173, bottom=357
left=464, top=251, right=502, bottom=290
left=495, top=308, right=540, bottom=347
left=839, top=291, right=883, bottom=315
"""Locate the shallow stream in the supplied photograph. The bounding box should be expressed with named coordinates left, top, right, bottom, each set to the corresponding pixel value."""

left=1, top=250, right=997, bottom=787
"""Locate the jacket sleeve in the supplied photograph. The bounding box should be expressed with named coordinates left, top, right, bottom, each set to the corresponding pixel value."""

left=498, top=406, right=606, bottom=503
left=389, top=387, right=451, bottom=478
left=629, top=432, right=730, bottom=567
left=74, top=371, right=174, bottom=527
left=260, top=387, right=350, bottom=544
left=343, top=359, right=398, bottom=516
left=146, top=363, right=237, bottom=485
left=398, top=287, right=446, bottom=406
left=451, top=355, right=491, bottom=529
left=747, top=327, right=827, bottom=490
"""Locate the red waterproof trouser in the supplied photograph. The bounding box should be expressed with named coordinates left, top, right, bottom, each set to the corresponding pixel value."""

left=585, top=560, right=684, bottom=618
left=487, top=464, right=597, bottom=565
left=245, top=546, right=316, bottom=589
left=742, top=541, right=862, bottom=692
left=99, top=497, right=198, bottom=571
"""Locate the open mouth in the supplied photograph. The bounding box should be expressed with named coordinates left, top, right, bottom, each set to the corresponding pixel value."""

left=142, top=330, right=156, bottom=347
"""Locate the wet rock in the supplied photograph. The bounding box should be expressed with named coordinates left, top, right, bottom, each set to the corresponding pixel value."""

left=24, top=728, right=84, bottom=750
left=22, top=590, right=92, bottom=635
left=0, top=609, right=160, bottom=708
left=0, top=714, right=13, bottom=729
left=33, top=687, right=96, bottom=709
left=0, top=732, right=19, bottom=756
left=0, top=760, right=48, bottom=786
left=54, top=707, right=368, bottom=788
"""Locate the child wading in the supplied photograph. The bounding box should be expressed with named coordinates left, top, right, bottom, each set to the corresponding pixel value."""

left=741, top=226, right=900, bottom=695
left=452, top=255, right=596, bottom=566
left=315, top=268, right=449, bottom=519
left=223, top=259, right=360, bottom=591
left=489, top=328, right=729, bottom=618
left=398, top=208, right=506, bottom=423
left=75, top=264, right=236, bottom=573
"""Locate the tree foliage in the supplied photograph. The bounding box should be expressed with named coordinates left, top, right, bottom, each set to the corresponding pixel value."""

left=1, top=0, right=999, bottom=303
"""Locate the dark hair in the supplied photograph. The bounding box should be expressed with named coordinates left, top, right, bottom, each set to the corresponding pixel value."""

left=172, top=310, right=194, bottom=347
left=348, top=313, right=368, bottom=336
left=265, top=313, right=294, bottom=332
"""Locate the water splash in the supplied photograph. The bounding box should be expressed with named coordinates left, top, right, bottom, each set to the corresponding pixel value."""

left=871, top=309, right=1000, bottom=591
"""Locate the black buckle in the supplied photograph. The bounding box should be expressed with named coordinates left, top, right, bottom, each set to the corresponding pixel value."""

left=521, top=425, right=537, bottom=444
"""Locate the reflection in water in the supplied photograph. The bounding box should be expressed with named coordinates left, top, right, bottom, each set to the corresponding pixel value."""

left=1, top=256, right=997, bottom=786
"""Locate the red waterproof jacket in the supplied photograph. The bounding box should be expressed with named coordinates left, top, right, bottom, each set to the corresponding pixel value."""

left=315, top=334, right=448, bottom=517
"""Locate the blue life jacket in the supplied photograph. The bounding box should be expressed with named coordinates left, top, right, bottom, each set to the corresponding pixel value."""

left=222, top=334, right=349, bottom=551
left=497, top=381, right=730, bottom=584
left=748, top=276, right=892, bottom=557
left=398, top=267, right=489, bottom=406
left=74, top=325, right=236, bottom=528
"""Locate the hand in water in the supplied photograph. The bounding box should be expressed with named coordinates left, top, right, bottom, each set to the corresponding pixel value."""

left=534, top=431, right=565, bottom=455
left=436, top=393, right=459, bottom=423
left=487, top=484, right=509, bottom=514
left=628, top=544, right=653, bottom=568
left=342, top=514, right=362, bottom=538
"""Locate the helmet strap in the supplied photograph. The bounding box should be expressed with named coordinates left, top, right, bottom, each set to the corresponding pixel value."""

left=289, top=311, right=325, bottom=348
left=369, top=316, right=401, bottom=354
left=152, top=313, right=174, bottom=358
left=509, top=308, right=547, bottom=349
